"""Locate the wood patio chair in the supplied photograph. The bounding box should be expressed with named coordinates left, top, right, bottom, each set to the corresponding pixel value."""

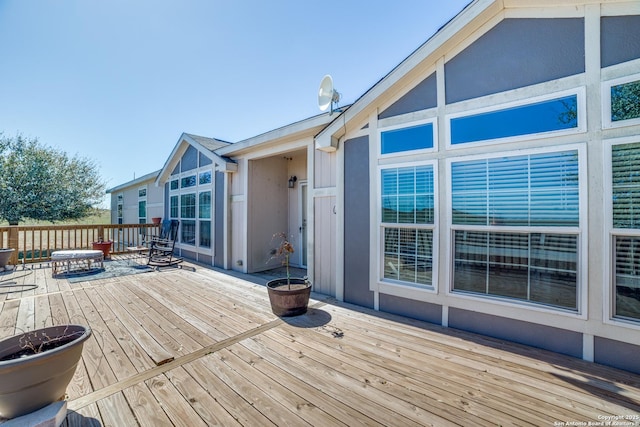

left=147, top=219, right=183, bottom=268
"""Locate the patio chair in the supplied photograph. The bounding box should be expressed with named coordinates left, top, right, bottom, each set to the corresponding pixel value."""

left=147, top=219, right=183, bottom=268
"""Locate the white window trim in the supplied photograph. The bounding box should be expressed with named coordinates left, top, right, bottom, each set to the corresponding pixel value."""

left=375, top=159, right=439, bottom=297
left=445, top=87, right=587, bottom=150
left=377, top=117, right=438, bottom=159
left=445, top=143, right=588, bottom=319
left=603, top=135, right=640, bottom=331
left=602, top=73, right=640, bottom=130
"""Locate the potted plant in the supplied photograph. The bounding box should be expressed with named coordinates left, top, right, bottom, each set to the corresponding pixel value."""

left=0, top=248, right=14, bottom=272
left=92, top=237, right=112, bottom=259
left=266, top=233, right=311, bottom=317
left=0, top=324, right=91, bottom=419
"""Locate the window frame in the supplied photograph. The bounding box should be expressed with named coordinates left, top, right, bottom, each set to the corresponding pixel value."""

left=376, top=159, right=439, bottom=294
left=446, top=87, right=586, bottom=150
left=378, top=118, right=438, bottom=159
left=138, top=186, right=147, bottom=224
left=604, top=135, right=640, bottom=330
left=602, top=73, right=640, bottom=130
left=446, top=143, right=587, bottom=317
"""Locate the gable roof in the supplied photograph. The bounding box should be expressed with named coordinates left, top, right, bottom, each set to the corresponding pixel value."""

left=106, top=169, right=161, bottom=193
left=155, top=132, right=237, bottom=186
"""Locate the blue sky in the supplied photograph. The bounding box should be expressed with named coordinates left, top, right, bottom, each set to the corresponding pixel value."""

left=0, top=0, right=469, bottom=204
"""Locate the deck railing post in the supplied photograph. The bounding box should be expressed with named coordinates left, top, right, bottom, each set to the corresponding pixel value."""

left=8, top=226, right=18, bottom=265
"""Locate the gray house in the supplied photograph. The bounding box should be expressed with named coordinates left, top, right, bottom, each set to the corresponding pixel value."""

left=109, top=0, right=640, bottom=374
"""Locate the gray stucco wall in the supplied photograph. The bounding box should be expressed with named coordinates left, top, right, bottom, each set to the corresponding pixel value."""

left=379, top=72, right=437, bottom=119
left=214, top=171, right=224, bottom=267
left=601, top=15, right=640, bottom=68
left=445, top=18, right=585, bottom=104
left=594, top=337, right=640, bottom=375
left=344, top=136, right=374, bottom=308
left=379, top=294, right=442, bottom=325
left=448, top=307, right=583, bottom=358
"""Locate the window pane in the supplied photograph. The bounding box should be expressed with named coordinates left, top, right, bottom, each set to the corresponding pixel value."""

left=452, top=151, right=579, bottom=226
left=138, top=201, right=146, bottom=219
left=170, top=180, right=179, bottom=190
left=170, top=195, right=178, bottom=218
left=453, top=230, right=578, bottom=310
left=381, top=165, right=434, bottom=225
left=614, top=236, right=640, bottom=321
left=181, top=175, right=196, bottom=188
left=612, top=142, right=640, bottom=229
left=383, top=227, right=432, bottom=286
left=181, top=220, right=195, bottom=245
left=200, top=221, right=211, bottom=248
left=199, top=171, right=212, bottom=185
left=381, top=123, right=433, bottom=155
left=199, top=191, right=211, bottom=219
left=138, top=188, right=147, bottom=197
left=180, top=194, right=196, bottom=218
left=451, top=95, right=578, bottom=145
left=611, top=80, right=640, bottom=122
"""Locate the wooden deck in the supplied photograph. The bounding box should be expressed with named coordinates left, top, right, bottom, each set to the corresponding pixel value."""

left=1, top=258, right=639, bottom=426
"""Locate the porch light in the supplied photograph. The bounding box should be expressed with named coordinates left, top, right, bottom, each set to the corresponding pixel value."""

left=288, top=176, right=297, bottom=188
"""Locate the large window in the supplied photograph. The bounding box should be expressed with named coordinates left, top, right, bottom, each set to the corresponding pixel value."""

left=450, top=94, right=579, bottom=145
left=138, top=186, right=147, bottom=225
left=451, top=149, right=581, bottom=310
left=380, top=164, right=435, bottom=286
left=611, top=142, right=640, bottom=322
left=199, top=191, right=211, bottom=248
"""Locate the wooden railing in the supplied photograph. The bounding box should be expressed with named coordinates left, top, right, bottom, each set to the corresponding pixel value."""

left=0, top=223, right=161, bottom=265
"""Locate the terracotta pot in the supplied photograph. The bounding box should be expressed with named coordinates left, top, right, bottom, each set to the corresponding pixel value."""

left=92, top=241, right=112, bottom=258
left=266, top=278, right=311, bottom=317
left=151, top=217, right=162, bottom=225
left=0, top=325, right=91, bottom=419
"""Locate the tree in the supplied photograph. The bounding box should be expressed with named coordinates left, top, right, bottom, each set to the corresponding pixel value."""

left=0, top=133, right=105, bottom=225
left=611, top=80, right=640, bottom=122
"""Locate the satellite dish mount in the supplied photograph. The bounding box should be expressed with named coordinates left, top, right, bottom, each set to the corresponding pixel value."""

left=318, top=75, right=341, bottom=115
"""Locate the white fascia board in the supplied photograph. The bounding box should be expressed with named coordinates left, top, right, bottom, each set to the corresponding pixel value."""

left=155, top=133, right=237, bottom=187
left=106, top=170, right=160, bottom=193
left=216, top=113, right=333, bottom=157
left=314, top=0, right=497, bottom=149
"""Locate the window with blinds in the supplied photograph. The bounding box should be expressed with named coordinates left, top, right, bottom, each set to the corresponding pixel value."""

left=451, top=150, right=580, bottom=310
left=612, top=142, right=640, bottom=322
left=381, top=164, right=435, bottom=286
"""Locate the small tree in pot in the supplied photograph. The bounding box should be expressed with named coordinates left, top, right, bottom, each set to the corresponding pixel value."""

left=266, top=233, right=311, bottom=317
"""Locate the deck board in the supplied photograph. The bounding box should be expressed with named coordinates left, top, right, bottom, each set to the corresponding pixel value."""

left=1, top=257, right=639, bottom=426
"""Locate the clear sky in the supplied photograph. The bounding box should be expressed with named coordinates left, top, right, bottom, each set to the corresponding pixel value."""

left=0, top=0, right=469, bottom=205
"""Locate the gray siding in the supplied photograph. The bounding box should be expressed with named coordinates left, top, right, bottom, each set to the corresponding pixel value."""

left=601, top=15, right=640, bottom=68
left=379, top=294, right=442, bottom=325
left=448, top=308, right=583, bottom=358
left=214, top=171, right=224, bottom=267
left=344, top=136, right=374, bottom=308
left=200, top=152, right=213, bottom=167
left=445, top=18, right=585, bottom=104
left=594, top=337, right=640, bottom=375
left=181, top=146, right=198, bottom=172
left=379, top=72, right=437, bottom=119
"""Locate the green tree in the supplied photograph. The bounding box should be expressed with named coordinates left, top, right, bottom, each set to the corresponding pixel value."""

left=0, top=133, right=105, bottom=224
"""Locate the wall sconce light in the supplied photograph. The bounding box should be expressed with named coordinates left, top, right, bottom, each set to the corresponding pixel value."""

left=288, top=176, right=297, bottom=188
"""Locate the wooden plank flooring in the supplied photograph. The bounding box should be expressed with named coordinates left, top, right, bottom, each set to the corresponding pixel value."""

left=0, top=259, right=639, bottom=426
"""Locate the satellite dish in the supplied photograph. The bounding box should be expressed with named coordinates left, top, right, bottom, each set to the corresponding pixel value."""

left=318, top=74, right=341, bottom=114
